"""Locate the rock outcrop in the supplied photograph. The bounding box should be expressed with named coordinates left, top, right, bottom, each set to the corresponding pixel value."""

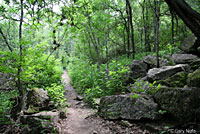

left=143, top=55, right=169, bottom=68
left=153, top=87, right=200, bottom=122
left=147, top=64, right=190, bottom=82
left=179, top=34, right=197, bottom=53
left=99, top=42, right=200, bottom=126
left=187, top=69, right=200, bottom=88
left=25, top=88, right=50, bottom=114
left=129, top=60, right=148, bottom=79
left=158, top=72, right=187, bottom=87
left=20, top=111, right=59, bottom=134
left=190, top=59, right=200, bottom=71
left=99, top=94, right=160, bottom=120
left=11, top=88, right=66, bottom=134
left=172, top=54, right=198, bottom=64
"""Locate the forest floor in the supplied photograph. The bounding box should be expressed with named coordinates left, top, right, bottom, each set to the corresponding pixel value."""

left=55, top=70, right=151, bottom=134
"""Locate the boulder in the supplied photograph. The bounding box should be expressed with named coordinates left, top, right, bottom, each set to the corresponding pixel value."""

left=147, top=64, right=190, bottom=83
left=129, top=60, right=148, bottom=79
left=190, top=59, right=200, bottom=71
left=158, top=72, right=187, bottom=88
left=143, top=55, right=169, bottom=68
left=32, top=111, right=60, bottom=123
left=20, top=112, right=57, bottom=134
left=25, top=88, right=50, bottom=114
left=187, top=69, right=200, bottom=88
left=172, top=54, right=198, bottom=64
left=179, top=34, right=197, bottom=53
left=153, top=87, right=200, bottom=122
left=98, top=94, right=160, bottom=120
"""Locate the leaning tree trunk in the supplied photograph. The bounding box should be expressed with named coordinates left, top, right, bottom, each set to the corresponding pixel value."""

left=165, top=0, right=200, bottom=55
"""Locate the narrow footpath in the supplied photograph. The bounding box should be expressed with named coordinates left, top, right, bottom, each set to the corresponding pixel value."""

left=56, top=70, right=150, bottom=134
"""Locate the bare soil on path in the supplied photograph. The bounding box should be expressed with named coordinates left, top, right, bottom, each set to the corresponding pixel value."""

left=56, top=70, right=150, bottom=134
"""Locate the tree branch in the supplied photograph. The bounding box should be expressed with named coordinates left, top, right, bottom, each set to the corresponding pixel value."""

left=0, top=26, right=13, bottom=52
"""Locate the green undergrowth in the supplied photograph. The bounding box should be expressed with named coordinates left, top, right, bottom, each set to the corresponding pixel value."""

left=0, top=42, right=66, bottom=110
left=0, top=90, right=18, bottom=114
left=67, top=55, right=132, bottom=105
left=0, top=90, right=18, bottom=127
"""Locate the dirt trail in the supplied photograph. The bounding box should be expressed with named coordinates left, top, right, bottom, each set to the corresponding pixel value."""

left=57, top=70, right=150, bottom=134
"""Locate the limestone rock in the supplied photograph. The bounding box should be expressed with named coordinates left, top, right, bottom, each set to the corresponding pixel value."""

left=179, top=34, right=197, bottom=53
left=153, top=87, right=200, bottom=122
left=187, top=69, right=200, bottom=88
left=158, top=72, right=187, bottom=88
left=25, top=88, right=50, bottom=114
left=129, top=60, right=148, bottom=79
left=147, top=64, right=190, bottom=83
left=172, top=54, right=198, bottom=64
left=98, top=94, right=160, bottom=120
left=143, top=55, right=169, bottom=68
left=190, top=59, right=200, bottom=71
left=33, top=111, right=60, bottom=123
left=75, top=95, right=83, bottom=101
left=20, top=112, right=57, bottom=134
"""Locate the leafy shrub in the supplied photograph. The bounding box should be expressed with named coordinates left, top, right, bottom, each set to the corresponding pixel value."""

left=22, top=43, right=63, bottom=88
left=131, top=80, right=161, bottom=99
left=67, top=56, right=131, bottom=105
left=0, top=42, right=65, bottom=107
left=45, top=83, right=66, bottom=107
left=0, top=90, right=18, bottom=114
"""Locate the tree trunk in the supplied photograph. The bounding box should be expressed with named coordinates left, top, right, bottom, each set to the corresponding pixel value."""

left=0, top=27, right=13, bottom=52
left=170, top=9, right=175, bottom=53
left=15, top=0, right=24, bottom=119
left=126, top=0, right=135, bottom=59
left=142, top=0, right=151, bottom=53
left=165, top=0, right=200, bottom=38
left=123, top=27, right=126, bottom=54
left=126, top=1, right=130, bottom=58
left=165, top=0, right=200, bottom=55
left=155, top=0, right=160, bottom=68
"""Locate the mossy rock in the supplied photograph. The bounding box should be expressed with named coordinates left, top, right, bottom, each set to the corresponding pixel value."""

left=158, top=72, right=187, bottom=87
left=26, top=106, right=40, bottom=114
left=25, top=88, right=50, bottom=114
left=190, top=59, right=200, bottom=71
left=187, top=69, right=200, bottom=87
left=153, top=87, right=200, bottom=123
left=98, top=94, right=160, bottom=120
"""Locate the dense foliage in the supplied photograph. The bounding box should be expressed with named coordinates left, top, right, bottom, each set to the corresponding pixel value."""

left=67, top=55, right=132, bottom=104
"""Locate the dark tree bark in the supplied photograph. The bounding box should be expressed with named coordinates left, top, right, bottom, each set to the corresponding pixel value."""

left=154, top=0, right=160, bottom=68
left=0, top=27, right=13, bottom=52
left=82, top=17, right=100, bottom=70
left=126, top=0, right=135, bottom=59
left=18, top=0, right=24, bottom=99
left=145, top=2, right=151, bottom=52
left=165, top=0, right=200, bottom=55
left=141, top=0, right=151, bottom=53
left=123, top=27, right=126, bottom=54
left=170, top=9, right=175, bottom=53
left=165, top=0, right=200, bottom=38
left=126, top=2, right=130, bottom=58
left=13, top=0, right=25, bottom=120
